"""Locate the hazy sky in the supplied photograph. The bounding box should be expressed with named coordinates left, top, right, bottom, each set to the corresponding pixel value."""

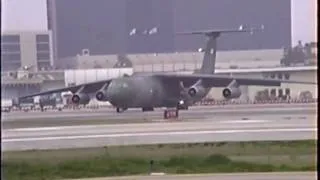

left=1, top=0, right=48, bottom=32
left=291, top=0, right=317, bottom=45
left=1, top=0, right=317, bottom=46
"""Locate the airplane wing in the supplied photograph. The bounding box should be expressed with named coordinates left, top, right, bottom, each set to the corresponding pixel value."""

left=152, top=73, right=316, bottom=87
left=19, top=79, right=112, bottom=99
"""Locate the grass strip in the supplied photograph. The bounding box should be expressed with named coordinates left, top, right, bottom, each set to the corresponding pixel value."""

left=3, top=140, right=317, bottom=180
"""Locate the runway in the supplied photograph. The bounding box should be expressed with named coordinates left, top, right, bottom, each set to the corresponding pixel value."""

left=2, top=117, right=317, bottom=151
left=1, top=103, right=317, bottom=151
left=68, top=172, right=317, bottom=180
left=2, top=103, right=317, bottom=129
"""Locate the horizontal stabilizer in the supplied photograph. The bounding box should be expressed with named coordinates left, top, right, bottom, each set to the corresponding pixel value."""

left=176, top=25, right=264, bottom=36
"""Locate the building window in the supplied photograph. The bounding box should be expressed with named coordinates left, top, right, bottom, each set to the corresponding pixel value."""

left=270, top=89, right=276, bottom=96
left=270, top=88, right=276, bottom=100
left=36, top=43, right=50, bottom=52
left=36, top=34, right=49, bottom=43
left=1, top=44, right=21, bottom=52
left=1, top=35, right=20, bottom=43
left=277, top=73, right=283, bottom=79
left=38, top=62, right=51, bottom=70
left=270, top=74, right=275, bottom=79
left=285, top=88, right=291, bottom=96
left=262, top=73, right=268, bottom=78
left=281, top=88, right=291, bottom=100
left=284, top=73, right=290, bottom=80
left=1, top=53, right=21, bottom=62
left=285, top=88, right=291, bottom=100
left=1, top=62, right=21, bottom=71
left=278, top=89, right=283, bottom=98
left=37, top=52, right=50, bottom=60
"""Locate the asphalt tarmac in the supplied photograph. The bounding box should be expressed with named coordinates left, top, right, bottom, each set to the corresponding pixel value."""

left=1, top=104, right=317, bottom=151
left=66, top=172, right=317, bottom=180
left=1, top=103, right=317, bottom=129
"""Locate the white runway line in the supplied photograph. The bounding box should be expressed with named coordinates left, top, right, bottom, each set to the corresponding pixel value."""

left=219, top=120, right=270, bottom=123
left=6, top=119, right=271, bottom=132
left=3, top=128, right=316, bottom=142
left=8, top=127, right=64, bottom=131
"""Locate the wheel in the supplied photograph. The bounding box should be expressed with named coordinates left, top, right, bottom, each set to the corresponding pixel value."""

left=116, top=107, right=127, bottom=113
left=164, top=110, right=168, bottom=119
left=142, top=107, right=154, bottom=112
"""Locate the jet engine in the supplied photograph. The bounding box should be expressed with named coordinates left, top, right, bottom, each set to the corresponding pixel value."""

left=188, top=86, right=206, bottom=98
left=95, top=90, right=108, bottom=101
left=222, top=87, right=241, bottom=99
left=95, top=83, right=110, bottom=101
left=71, top=93, right=90, bottom=104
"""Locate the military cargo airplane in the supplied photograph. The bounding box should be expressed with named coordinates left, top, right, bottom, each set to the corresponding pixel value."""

left=19, top=26, right=316, bottom=118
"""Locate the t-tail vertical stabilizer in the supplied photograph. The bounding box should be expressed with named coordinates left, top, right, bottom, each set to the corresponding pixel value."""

left=176, top=25, right=264, bottom=74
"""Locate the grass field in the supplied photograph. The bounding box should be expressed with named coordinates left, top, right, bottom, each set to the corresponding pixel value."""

left=3, top=140, right=317, bottom=180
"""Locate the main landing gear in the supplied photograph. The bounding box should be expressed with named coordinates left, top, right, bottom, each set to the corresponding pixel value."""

left=116, top=107, right=127, bottom=113
left=142, top=107, right=154, bottom=112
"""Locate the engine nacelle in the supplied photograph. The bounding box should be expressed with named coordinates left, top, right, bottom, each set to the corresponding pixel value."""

left=188, top=86, right=206, bottom=98
left=222, top=87, right=241, bottom=99
left=71, top=93, right=90, bottom=105
left=95, top=90, right=108, bottom=101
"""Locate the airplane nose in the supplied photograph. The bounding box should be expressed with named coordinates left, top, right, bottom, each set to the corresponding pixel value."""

left=106, top=85, right=131, bottom=106
left=106, top=89, right=121, bottom=103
